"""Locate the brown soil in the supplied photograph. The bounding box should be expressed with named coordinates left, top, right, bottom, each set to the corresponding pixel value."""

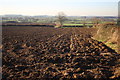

left=2, top=27, right=120, bottom=79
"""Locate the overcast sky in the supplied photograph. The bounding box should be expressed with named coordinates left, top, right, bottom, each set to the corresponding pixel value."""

left=0, top=0, right=119, bottom=16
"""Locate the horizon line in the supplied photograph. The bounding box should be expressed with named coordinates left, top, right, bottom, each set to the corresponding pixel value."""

left=1, top=14, right=118, bottom=17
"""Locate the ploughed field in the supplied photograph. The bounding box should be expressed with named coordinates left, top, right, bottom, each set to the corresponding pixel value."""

left=2, top=27, right=120, bottom=79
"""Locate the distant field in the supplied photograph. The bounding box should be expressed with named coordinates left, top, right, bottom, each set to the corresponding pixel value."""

left=63, top=24, right=93, bottom=26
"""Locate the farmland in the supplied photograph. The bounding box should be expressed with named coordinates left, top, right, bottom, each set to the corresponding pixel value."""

left=2, top=26, right=120, bottom=79
left=1, top=15, right=117, bottom=27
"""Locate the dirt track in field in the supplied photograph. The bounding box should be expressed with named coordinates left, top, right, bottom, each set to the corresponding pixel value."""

left=2, top=27, right=120, bottom=79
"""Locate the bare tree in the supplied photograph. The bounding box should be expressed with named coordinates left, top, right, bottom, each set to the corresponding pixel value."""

left=82, top=17, right=86, bottom=27
left=55, top=12, right=67, bottom=28
left=92, top=17, right=101, bottom=27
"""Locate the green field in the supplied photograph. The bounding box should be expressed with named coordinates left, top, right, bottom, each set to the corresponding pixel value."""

left=63, top=24, right=93, bottom=26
